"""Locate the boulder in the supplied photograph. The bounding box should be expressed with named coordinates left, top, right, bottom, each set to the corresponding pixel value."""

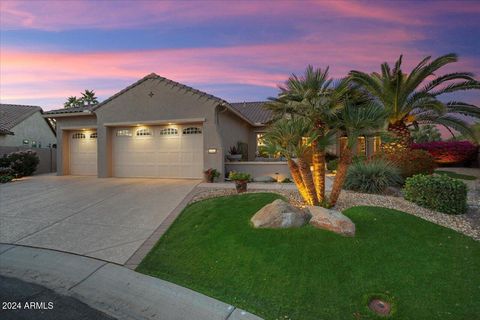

left=251, top=199, right=309, bottom=228
left=253, top=175, right=276, bottom=183
left=307, top=206, right=355, bottom=237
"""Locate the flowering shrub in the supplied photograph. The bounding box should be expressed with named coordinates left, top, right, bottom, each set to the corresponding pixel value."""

left=376, top=149, right=437, bottom=179
left=0, top=150, right=39, bottom=177
left=411, top=140, right=478, bottom=164
left=204, top=168, right=220, bottom=182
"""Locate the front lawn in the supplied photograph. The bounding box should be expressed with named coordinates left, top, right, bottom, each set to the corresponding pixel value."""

left=435, top=170, right=477, bottom=180
left=137, top=193, right=480, bottom=320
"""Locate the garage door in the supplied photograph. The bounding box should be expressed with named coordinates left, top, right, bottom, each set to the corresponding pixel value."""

left=113, top=125, right=203, bottom=178
left=70, top=131, right=98, bottom=175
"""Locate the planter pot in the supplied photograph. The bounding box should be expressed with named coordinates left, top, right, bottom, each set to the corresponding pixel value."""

left=228, top=154, right=243, bottom=161
left=234, top=180, right=248, bottom=193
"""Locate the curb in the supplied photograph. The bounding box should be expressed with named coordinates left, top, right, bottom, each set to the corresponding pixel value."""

left=0, top=244, right=262, bottom=320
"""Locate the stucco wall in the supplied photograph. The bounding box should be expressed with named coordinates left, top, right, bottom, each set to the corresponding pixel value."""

left=225, top=161, right=291, bottom=181
left=0, top=146, right=56, bottom=174
left=54, top=115, right=97, bottom=175
left=94, top=78, right=225, bottom=178
left=217, top=109, right=252, bottom=160
left=0, top=112, right=56, bottom=148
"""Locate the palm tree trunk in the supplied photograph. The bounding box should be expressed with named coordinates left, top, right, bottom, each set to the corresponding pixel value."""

left=287, top=159, right=310, bottom=205
left=383, top=120, right=411, bottom=152
left=329, top=147, right=354, bottom=207
left=311, top=141, right=326, bottom=203
left=297, top=157, right=319, bottom=206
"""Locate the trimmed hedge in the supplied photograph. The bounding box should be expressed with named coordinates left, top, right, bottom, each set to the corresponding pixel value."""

left=379, top=149, right=437, bottom=179
left=403, top=174, right=468, bottom=214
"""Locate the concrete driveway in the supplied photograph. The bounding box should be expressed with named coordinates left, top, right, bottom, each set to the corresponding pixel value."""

left=0, top=175, right=198, bottom=264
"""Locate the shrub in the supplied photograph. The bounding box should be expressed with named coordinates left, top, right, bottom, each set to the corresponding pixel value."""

left=344, top=159, right=402, bottom=194
left=0, top=150, right=39, bottom=177
left=204, top=168, right=220, bottom=182
left=403, top=174, right=467, bottom=214
left=411, top=140, right=478, bottom=165
left=228, top=171, right=251, bottom=181
left=380, top=149, right=437, bottom=179
left=0, top=167, right=14, bottom=183
left=327, top=159, right=338, bottom=171
left=281, top=177, right=292, bottom=183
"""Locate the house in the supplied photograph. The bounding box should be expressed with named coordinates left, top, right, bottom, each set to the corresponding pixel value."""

left=44, top=73, right=378, bottom=180
left=0, top=104, right=56, bottom=148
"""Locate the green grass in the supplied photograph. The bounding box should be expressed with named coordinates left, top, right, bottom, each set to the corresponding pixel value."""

left=435, top=170, right=477, bottom=180
left=137, top=193, right=480, bottom=320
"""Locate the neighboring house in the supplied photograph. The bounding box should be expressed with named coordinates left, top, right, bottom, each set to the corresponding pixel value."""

left=0, top=104, right=56, bottom=148
left=44, top=73, right=378, bottom=180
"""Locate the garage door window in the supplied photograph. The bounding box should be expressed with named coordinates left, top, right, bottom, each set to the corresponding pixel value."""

left=182, top=127, right=202, bottom=135
left=136, top=128, right=152, bottom=136
left=72, top=133, right=86, bottom=139
left=90, top=132, right=97, bottom=139
left=116, top=129, right=132, bottom=137
left=159, top=128, right=178, bottom=136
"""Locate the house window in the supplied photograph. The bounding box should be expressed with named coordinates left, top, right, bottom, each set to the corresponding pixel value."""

left=159, top=128, right=178, bottom=135
left=72, top=133, right=86, bottom=139
left=339, top=136, right=366, bottom=156
left=31, top=140, right=37, bottom=148
left=182, top=127, right=202, bottom=135
left=116, top=129, right=132, bottom=137
left=90, top=132, right=97, bottom=139
left=136, top=128, right=152, bottom=136
left=373, top=136, right=381, bottom=153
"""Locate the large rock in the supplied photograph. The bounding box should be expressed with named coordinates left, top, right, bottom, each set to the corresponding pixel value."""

left=251, top=199, right=309, bottom=228
left=307, top=206, right=355, bottom=237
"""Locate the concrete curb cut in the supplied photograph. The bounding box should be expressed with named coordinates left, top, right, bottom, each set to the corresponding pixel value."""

left=0, top=244, right=262, bottom=320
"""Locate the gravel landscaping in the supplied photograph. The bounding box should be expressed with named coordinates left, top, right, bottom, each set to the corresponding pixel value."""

left=190, top=170, right=480, bottom=241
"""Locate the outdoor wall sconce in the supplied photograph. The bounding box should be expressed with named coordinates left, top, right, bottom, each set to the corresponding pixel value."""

left=208, top=148, right=217, bottom=154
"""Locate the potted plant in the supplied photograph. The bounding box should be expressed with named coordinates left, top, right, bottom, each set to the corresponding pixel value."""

left=203, top=168, right=220, bottom=183
left=228, top=171, right=251, bottom=193
left=228, top=146, right=243, bottom=161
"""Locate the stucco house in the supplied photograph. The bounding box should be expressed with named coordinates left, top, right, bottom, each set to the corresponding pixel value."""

left=0, top=104, right=56, bottom=148
left=44, top=73, right=378, bottom=180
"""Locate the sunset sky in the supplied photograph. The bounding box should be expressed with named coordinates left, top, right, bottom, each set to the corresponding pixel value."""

left=1, top=0, right=479, bottom=110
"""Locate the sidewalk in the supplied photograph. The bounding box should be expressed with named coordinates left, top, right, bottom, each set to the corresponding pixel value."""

left=0, top=244, right=261, bottom=320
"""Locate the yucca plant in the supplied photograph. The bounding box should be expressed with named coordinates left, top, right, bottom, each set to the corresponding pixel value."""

left=344, top=158, right=402, bottom=194
left=349, top=54, right=480, bottom=151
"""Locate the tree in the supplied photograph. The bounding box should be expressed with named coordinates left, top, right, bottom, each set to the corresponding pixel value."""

left=349, top=54, right=480, bottom=151
left=410, top=125, right=441, bottom=143
left=81, top=89, right=98, bottom=106
left=64, top=96, right=82, bottom=108
left=266, top=66, right=349, bottom=204
left=329, top=100, right=387, bottom=205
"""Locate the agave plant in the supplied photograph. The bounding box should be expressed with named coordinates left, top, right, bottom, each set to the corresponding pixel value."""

left=349, top=54, right=480, bottom=150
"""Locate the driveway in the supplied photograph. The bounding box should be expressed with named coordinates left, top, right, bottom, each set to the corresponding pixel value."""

left=0, top=175, right=198, bottom=264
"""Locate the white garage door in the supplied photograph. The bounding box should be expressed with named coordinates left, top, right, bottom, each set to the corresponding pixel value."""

left=113, top=125, right=204, bottom=178
left=70, top=131, right=98, bottom=175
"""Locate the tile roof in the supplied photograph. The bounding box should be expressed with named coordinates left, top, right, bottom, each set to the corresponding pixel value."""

left=0, top=104, right=42, bottom=135
left=230, top=101, right=274, bottom=125
left=43, top=105, right=95, bottom=115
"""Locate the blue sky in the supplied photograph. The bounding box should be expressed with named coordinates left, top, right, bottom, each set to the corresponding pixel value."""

left=1, top=0, right=479, bottom=110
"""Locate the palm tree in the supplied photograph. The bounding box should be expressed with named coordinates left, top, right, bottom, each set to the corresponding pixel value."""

left=263, top=117, right=319, bottom=205
left=349, top=54, right=480, bottom=151
left=266, top=66, right=349, bottom=203
left=81, top=89, right=98, bottom=106
left=64, top=96, right=81, bottom=108
left=329, top=100, right=387, bottom=206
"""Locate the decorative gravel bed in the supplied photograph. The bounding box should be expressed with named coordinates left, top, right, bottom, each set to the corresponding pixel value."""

left=190, top=185, right=480, bottom=241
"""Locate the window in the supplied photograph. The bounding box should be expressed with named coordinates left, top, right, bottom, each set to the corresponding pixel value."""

left=31, top=140, right=37, bottom=148
left=159, top=128, right=178, bottom=135
left=72, top=133, right=86, bottom=139
left=339, top=136, right=366, bottom=156
left=90, top=132, right=97, bottom=139
left=182, top=127, right=202, bottom=135
left=116, top=129, right=132, bottom=137
left=136, top=128, right=152, bottom=136
left=373, top=136, right=382, bottom=153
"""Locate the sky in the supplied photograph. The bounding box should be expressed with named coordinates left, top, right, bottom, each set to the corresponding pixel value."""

left=1, top=0, right=480, bottom=111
